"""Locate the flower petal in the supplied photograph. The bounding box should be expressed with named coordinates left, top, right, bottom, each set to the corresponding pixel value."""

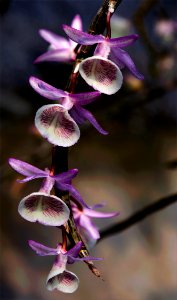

left=70, top=107, right=86, bottom=124
left=59, top=183, right=90, bottom=208
left=47, top=255, right=67, bottom=280
left=109, top=34, right=138, bottom=48
left=71, top=15, right=83, bottom=31
left=47, top=270, right=79, bottom=293
left=77, top=226, right=97, bottom=249
left=8, top=158, right=47, bottom=178
left=66, top=241, right=83, bottom=258
left=28, top=240, right=58, bottom=256
left=17, top=176, right=44, bottom=183
left=63, top=25, right=104, bottom=45
left=35, top=104, right=80, bottom=147
left=72, top=256, right=103, bottom=262
left=69, top=15, right=83, bottom=49
left=79, top=215, right=100, bottom=240
left=39, top=29, right=70, bottom=49
left=111, top=48, right=144, bottom=80
left=79, top=56, right=123, bottom=95
left=52, top=169, right=78, bottom=183
left=34, top=48, right=75, bottom=63
left=84, top=208, right=119, bottom=218
left=18, top=192, right=70, bottom=226
left=29, top=77, right=67, bottom=100
left=70, top=91, right=101, bottom=106
left=75, top=106, right=108, bottom=135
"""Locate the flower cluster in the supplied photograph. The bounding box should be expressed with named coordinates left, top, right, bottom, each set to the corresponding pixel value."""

left=9, top=157, right=118, bottom=291
left=32, top=15, right=143, bottom=147
left=9, top=12, right=143, bottom=293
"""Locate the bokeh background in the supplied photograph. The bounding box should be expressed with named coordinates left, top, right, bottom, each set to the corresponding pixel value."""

left=1, top=0, right=177, bottom=299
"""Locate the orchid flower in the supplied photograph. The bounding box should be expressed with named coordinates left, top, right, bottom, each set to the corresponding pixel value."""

left=9, top=157, right=91, bottom=209
left=9, top=158, right=70, bottom=225
left=29, top=76, right=108, bottom=147
left=63, top=25, right=144, bottom=94
left=71, top=202, right=119, bottom=247
left=29, top=240, right=102, bottom=293
left=35, top=15, right=82, bottom=63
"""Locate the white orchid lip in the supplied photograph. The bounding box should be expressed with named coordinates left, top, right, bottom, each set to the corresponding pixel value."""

left=79, top=56, right=123, bottom=95
left=18, top=192, right=70, bottom=226
left=35, top=104, right=80, bottom=147
left=47, top=270, right=79, bottom=293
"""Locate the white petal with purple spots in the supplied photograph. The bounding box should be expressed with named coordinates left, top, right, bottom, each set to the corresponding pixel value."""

left=79, top=56, right=123, bottom=95
left=18, top=192, right=70, bottom=226
left=35, top=104, right=80, bottom=147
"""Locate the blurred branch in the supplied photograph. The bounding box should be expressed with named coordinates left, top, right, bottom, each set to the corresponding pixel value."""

left=133, top=0, right=159, bottom=55
left=164, top=160, right=177, bottom=170
left=99, top=193, right=177, bottom=241
left=133, top=0, right=159, bottom=77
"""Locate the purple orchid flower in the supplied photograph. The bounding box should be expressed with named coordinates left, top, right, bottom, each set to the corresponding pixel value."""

left=35, top=15, right=82, bottom=63
left=63, top=25, right=144, bottom=79
left=9, top=157, right=91, bottom=208
left=29, top=240, right=102, bottom=293
left=71, top=202, right=119, bottom=247
left=62, top=25, right=144, bottom=94
left=29, top=76, right=107, bottom=146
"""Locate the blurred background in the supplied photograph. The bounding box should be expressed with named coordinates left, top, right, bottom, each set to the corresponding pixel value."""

left=1, top=0, right=177, bottom=299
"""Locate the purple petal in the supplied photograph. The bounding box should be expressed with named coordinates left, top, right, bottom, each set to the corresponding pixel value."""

left=47, top=254, right=67, bottom=280
left=73, top=256, right=103, bottom=262
left=84, top=208, right=119, bottom=218
left=79, top=56, right=123, bottom=95
left=35, top=104, right=80, bottom=147
left=17, top=176, right=45, bottom=183
left=91, top=202, right=106, bottom=209
left=52, top=169, right=78, bottom=183
left=39, top=29, right=70, bottom=49
left=8, top=158, right=47, bottom=178
left=28, top=240, right=58, bottom=256
left=77, top=226, right=97, bottom=249
left=34, top=48, right=75, bottom=63
left=29, top=77, right=67, bottom=100
left=70, top=107, right=86, bottom=124
left=63, top=25, right=104, bottom=45
left=94, top=42, right=111, bottom=57
left=70, top=91, right=101, bottom=106
left=111, top=48, right=144, bottom=80
left=69, top=15, right=83, bottom=49
left=109, top=34, right=139, bottom=48
left=76, top=106, right=108, bottom=135
left=59, top=183, right=90, bottom=208
left=47, top=270, right=79, bottom=293
left=67, top=241, right=83, bottom=258
left=79, top=215, right=100, bottom=240
left=40, top=176, right=55, bottom=194
left=71, top=15, right=83, bottom=31
left=18, top=192, right=70, bottom=226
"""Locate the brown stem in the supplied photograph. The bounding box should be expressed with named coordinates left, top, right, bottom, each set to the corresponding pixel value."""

left=106, top=10, right=112, bottom=38
left=99, top=193, right=177, bottom=241
left=61, top=226, right=67, bottom=251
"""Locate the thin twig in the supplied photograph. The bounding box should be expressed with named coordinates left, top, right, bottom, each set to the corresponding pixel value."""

left=99, top=193, right=177, bottom=241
